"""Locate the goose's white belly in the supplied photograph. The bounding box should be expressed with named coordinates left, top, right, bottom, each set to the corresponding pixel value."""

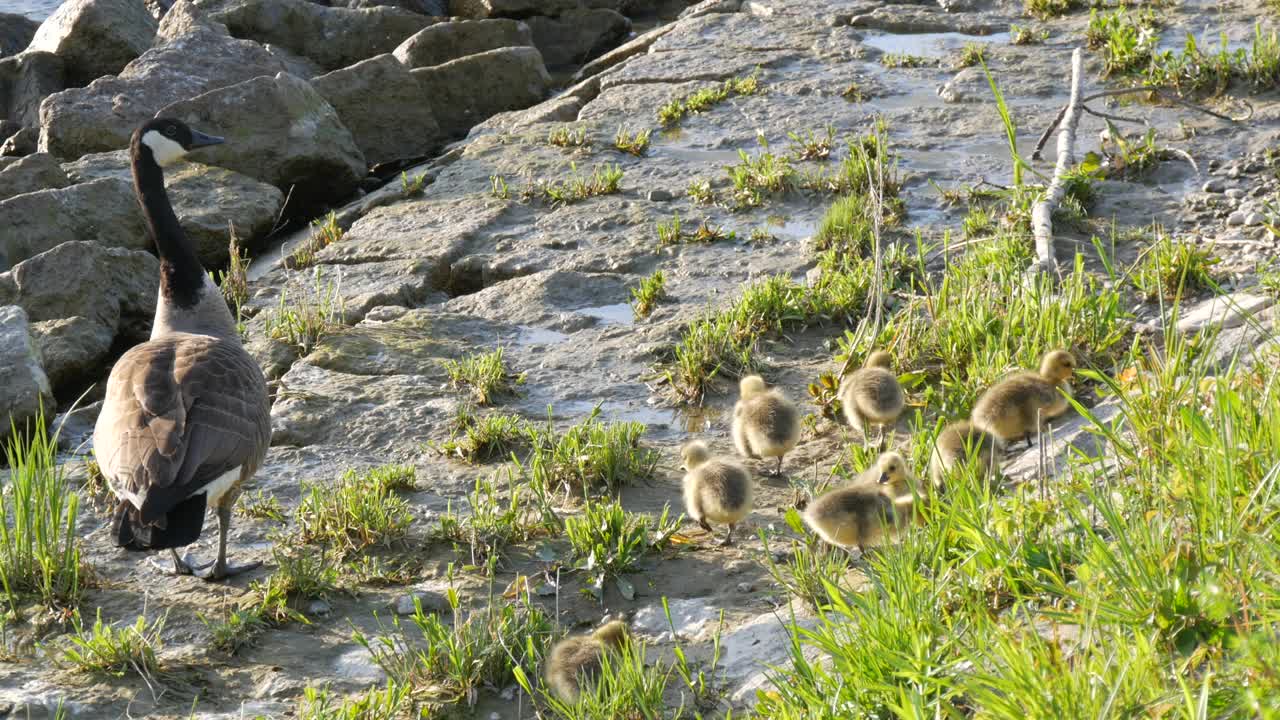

left=199, top=467, right=242, bottom=506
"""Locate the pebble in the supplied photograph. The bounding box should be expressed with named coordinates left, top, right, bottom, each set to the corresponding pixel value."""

left=736, top=582, right=754, bottom=593
left=1202, top=178, right=1226, bottom=193
left=1225, top=188, right=1245, bottom=199
left=725, top=559, right=753, bottom=575
left=647, top=189, right=674, bottom=201
left=308, top=599, right=332, bottom=617
left=1227, top=211, right=1247, bottom=226
left=391, top=589, right=451, bottom=616
left=1244, top=212, right=1265, bottom=226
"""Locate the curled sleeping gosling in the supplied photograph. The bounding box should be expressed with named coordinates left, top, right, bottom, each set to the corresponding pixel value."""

left=928, top=420, right=997, bottom=489
left=681, top=440, right=753, bottom=546
left=545, top=620, right=629, bottom=702
left=971, top=350, right=1076, bottom=449
left=732, top=375, right=800, bottom=476
left=840, top=350, right=905, bottom=448
left=804, top=452, right=917, bottom=552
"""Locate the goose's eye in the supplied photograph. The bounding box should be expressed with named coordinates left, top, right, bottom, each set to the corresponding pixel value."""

left=163, top=125, right=177, bottom=137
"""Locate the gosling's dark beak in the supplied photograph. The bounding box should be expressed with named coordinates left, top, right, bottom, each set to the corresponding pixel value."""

left=188, top=129, right=224, bottom=149
left=878, top=472, right=889, bottom=484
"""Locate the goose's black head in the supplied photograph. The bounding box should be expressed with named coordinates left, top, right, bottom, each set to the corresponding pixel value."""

left=131, top=118, right=223, bottom=168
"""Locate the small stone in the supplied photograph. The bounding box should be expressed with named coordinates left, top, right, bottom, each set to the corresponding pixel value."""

left=647, top=189, right=673, bottom=201
left=828, top=13, right=851, bottom=26
left=725, top=559, right=752, bottom=575
left=736, top=581, right=754, bottom=593
left=1227, top=211, right=1247, bottom=226
left=1244, top=212, right=1265, bottom=226
left=1202, top=178, right=1226, bottom=193
left=391, top=589, right=450, bottom=616
left=1224, top=188, right=1245, bottom=199
left=308, top=599, right=332, bottom=616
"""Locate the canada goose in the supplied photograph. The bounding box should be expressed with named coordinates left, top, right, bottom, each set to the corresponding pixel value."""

left=732, top=375, right=800, bottom=476
left=803, top=452, right=916, bottom=552
left=971, top=350, right=1075, bottom=449
left=545, top=620, right=629, bottom=703
left=92, top=118, right=271, bottom=581
left=680, top=440, right=753, bottom=546
left=928, top=420, right=997, bottom=490
left=839, top=350, right=905, bottom=448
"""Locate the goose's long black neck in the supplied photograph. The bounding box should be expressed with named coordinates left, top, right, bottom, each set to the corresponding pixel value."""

left=131, top=145, right=204, bottom=309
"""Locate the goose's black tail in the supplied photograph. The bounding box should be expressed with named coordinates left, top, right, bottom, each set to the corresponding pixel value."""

left=112, top=494, right=207, bottom=551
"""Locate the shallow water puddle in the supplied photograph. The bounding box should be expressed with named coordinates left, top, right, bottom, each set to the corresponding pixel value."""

left=514, top=325, right=570, bottom=346
left=862, top=31, right=1012, bottom=57
left=577, top=302, right=635, bottom=325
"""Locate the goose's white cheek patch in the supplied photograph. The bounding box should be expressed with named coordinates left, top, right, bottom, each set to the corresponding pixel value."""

left=141, top=131, right=187, bottom=166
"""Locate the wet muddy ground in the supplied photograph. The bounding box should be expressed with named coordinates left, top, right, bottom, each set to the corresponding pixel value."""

left=3, top=0, right=1278, bottom=717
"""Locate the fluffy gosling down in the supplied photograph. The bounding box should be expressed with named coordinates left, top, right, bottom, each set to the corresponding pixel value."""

left=545, top=621, right=629, bottom=703
left=732, top=375, right=800, bottom=476
left=928, top=420, right=997, bottom=489
left=839, top=350, right=905, bottom=447
left=681, top=440, right=754, bottom=546
left=971, top=350, right=1076, bottom=449
left=804, top=452, right=917, bottom=552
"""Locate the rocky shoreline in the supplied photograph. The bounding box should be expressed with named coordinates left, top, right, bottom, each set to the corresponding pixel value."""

left=1, top=0, right=1278, bottom=717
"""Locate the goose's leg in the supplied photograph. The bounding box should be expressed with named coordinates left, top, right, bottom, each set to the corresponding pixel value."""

left=152, top=548, right=209, bottom=575
left=774, top=456, right=784, bottom=477
left=195, top=504, right=261, bottom=580
left=719, top=524, right=735, bottom=547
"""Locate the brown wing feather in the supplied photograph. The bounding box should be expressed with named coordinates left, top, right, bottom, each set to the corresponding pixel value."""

left=94, top=333, right=270, bottom=525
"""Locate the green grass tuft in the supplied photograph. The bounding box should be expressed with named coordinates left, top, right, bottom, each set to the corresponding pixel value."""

left=521, top=407, right=658, bottom=496
left=630, top=269, right=667, bottom=319
left=354, top=584, right=552, bottom=709
left=263, top=268, right=345, bottom=355
left=657, top=70, right=762, bottom=128
left=286, top=211, right=344, bottom=270
left=1, top=413, right=81, bottom=614
left=1129, top=229, right=1219, bottom=301
left=442, top=347, right=525, bottom=405
left=1024, top=0, right=1082, bottom=19
left=565, top=497, right=678, bottom=601
left=613, top=126, right=651, bottom=156
left=52, top=609, right=164, bottom=679
left=1009, top=24, right=1049, bottom=45
left=547, top=126, right=589, bottom=149
left=295, top=465, right=415, bottom=554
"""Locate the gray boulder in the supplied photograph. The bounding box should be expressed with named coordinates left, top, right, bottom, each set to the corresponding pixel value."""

left=0, top=14, right=39, bottom=58
left=345, top=0, right=449, bottom=12
left=0, top=304, right=53, bottom=440
left=312, top=54, right=444, bottom=165
left=0, top=126, right=38, bottom=156
left=411, top=46, right=549, bottom=138
left=0, top=51, right=65, bottom=128
left=38, top=0, right=286, bottom=159
left=392, top=19, right=531, bottom=69
left=0, top=177, right=148, bottom=271
left=193, top=0, right=435, bottom=71
left=0, top=306, right=53, bottom=443
left=0, top=152, right=69, bottom=201
left=160, top=72, right=366, bottom=205
left=526, top=9, right=630, bottom=67
left=448, top=0, right=578, bottom=18
left=62, top=150, right=285, bottom=264
left=0, top=241, right=158, bottom=391
left=26, top=0, right=158, bottom=87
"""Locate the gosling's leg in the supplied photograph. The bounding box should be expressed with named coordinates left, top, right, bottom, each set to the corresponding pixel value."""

left=774, top=456, right=784, bottom=477
left=719, top=524, right=736, bottom=547
left=194, top=505, right=261, bottom=581
left=698, top=518, right=713, bottom=534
